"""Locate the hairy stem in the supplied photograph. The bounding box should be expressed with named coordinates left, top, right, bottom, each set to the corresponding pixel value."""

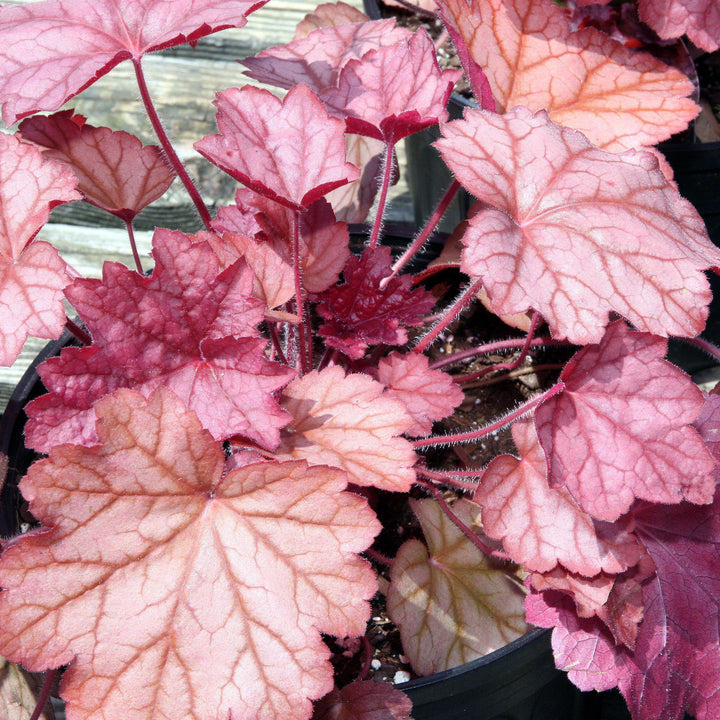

left=124, top=219, right=143, bottom=274
left=683, top=335, right=720, bottom=363
left=413, top=276, right=483, bottom=354
left=291, top=210, right=311, bottom=373
left=413, top=380, right=564, bottom=449
left=65, top=317, right=92, bottom=345
left=383, top=179, right=460, bottom=286
left=29, top=668, right=58, bottom=720
left=133, top=57, right=212, bottom=230
left=368, top=141, right=396, bottom=250
left=417, top=466, right=483, bottom=492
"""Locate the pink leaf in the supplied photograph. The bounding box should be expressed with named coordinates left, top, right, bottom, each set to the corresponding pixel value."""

left=195, top=84, right=360, bottom=211
left=436, top=106, right=720, bottom=343
left=276, top=366, right=417, bottom=492
left=535, top=320, right=716, bottom=521
left=317, top=247, right=435, bottom=359
left=25, top=230, right=293, bottom=451
left=213, top=191, right=350, bottom=294
left=437, top=0, right=699, bottom=150
left=19, top=110, right=174, bottom=221
left=0, top=133, right=80, bottom=366
left=387, top=498, right=529, bottom=675
left=295, top=2, right=371, bottom=38
left=639, top=0, right=720, bottom=52
left=320, top=31, right=461, bottom=144
left=313, top=680, right=413, bottom=720
left=476, top=420, right=644, bottom=574
left=695, top=392, right=720, bottom=463
left=241, top=18, right=412, bottom=93
left=378, top=351, right=464, bottom=437
left=0, top=388, right=380, bottom=720
left=0, top=0, right=266, bottom=125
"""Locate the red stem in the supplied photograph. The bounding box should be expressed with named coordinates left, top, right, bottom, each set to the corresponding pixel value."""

left=133, top=57, right=212, bottom=230
left=416, top=467, right=483, bottom=492
left=414, top=277, right=483, bottom=354
left=429, top=335, right=567, bottom=371
left=124, top=219, right=143, bottom=274
left=65, top=317, right=91, bottom=345
left=290, top=210, right=311, bottom=373
left=383, top=179, right=461, bottom=286
left=683, top=335, right=720, bottom=363
left=368, top=141, right=396, bottom=250
left=413, top=380, right=564, bottom=449
left=415, top=477, right=498, bottom=556
left=29, top=668, right=58, bottom=720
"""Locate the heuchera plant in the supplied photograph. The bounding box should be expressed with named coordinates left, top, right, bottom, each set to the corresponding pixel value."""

left=0, top=0, right=719, bottom=718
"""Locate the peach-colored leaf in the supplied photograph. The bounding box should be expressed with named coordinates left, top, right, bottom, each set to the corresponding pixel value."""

left=0, top=0, right=267, bottom=125
left=0, top=655, right=55, bottom=720
left=436, top=106, right=720, bottom=344
left=313, top=680, right=413, bottom=720
left=639, top=0, right=720, bottom=52
left=242, top=19, right=412, bottom=93
left=19, top=111, right=174, bottom=221
left=0, top=133, right=80, bottom=366
left=437, top=0, right=699, bottom=150
left=476, top=421, right=643, bottom=574
left=276, top=366, right=417, bottom=491
left=378, top=351, right=464, bottom=437
left=0, top=388, right=380, bottom=720
left=387, top=498, right=528, bottom=676
left=295, top=1, right=370, bottom=39
left=535, top=320, right=716, bottom=521
left=195, top=84, right=360, bottom=211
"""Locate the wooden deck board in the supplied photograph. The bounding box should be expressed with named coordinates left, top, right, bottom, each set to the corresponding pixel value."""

left=0, top=0, right=418, bottom=412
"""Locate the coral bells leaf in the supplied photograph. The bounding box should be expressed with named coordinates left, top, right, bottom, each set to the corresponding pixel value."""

left=313, top=680, right=413, bottom=720
left=317, top=247, right=435, bottom=359
left=0, top=0, right=267, bottom=125
left=320, top=31, right=461, bottom=144
left=639, top=0, right=720, bottom=52
left=476, top=421, right=643, bottom=574
left=0, top=388, right=380, bottom=720
left=195, top=84, right=360, bottom=211
left=295, top=2, right=370, bottom=38
left=24, top=230, right=293, bottom=452
left=387, top=498, right=528, bottom=675
left=276, top=366, right=417, bottom=492
left=436, top=107, right=720, bottom=344
left=0, top=133, right=81, bottom=366
left=241, top=18, right=412, bottom=93
left=535, top=321, right=716, bottom=521
left=377, top=351, right=464, bottom=437
left=437, top=0, right=699, bottom=150
left=19, top=111, right=174, bottom=221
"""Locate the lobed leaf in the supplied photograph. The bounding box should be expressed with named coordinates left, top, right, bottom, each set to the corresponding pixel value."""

left=535, top=320, right=716, bottom=521
left=639, top=0, right=720, bottom=52
left=476, top=421, right=643, bottom=574
left=0, top=133, right=80, bottom=366
left=276, top=366, right=417, bottom=492
left=0, top=388, right=380, bottom=720
left=195, top=84, right=360, bottom=211
left=19, top=110, right=174, bottom=221
left=295, top=2, right=370, bottom=38
left=387, top=498, right=528, bottom=676
left=436, top=106, right=720, bottom=344
left=0, top=0, right=267, bottom=125
left=437, top=0, right=699, bottom=151
left=25, top=230, right=293, bottom=451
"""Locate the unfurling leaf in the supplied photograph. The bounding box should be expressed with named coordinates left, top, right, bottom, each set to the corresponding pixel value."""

left=436, top=106, right=720, bottom=343
left=378, top=351, right=464, bottom=437
left=25, top=230, right=293, bottom=451
left=276, top=366, right=417, bottom=492
left=477, top=421, right=643, bottom=573
left=195, top=84, right=360, bottom=210
left=19, top=111, right=174, bottom=221
left=0, top=0, right=266, bottom=125
left=387, top=498, right=528, bottom=675
left=0, top=132, right=80, bottom=366
left=437, top=0, right=698, bottom=150
left=535, top=321, right=715, bottom=521
left=313, top=680, right=413, bottom=720
left=0, top=389, right=380, bottom=720
left=317, top=247, right=435, bottom=359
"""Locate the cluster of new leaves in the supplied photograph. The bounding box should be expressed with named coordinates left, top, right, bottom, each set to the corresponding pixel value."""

left=0, top=1, right=719, bottom=720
